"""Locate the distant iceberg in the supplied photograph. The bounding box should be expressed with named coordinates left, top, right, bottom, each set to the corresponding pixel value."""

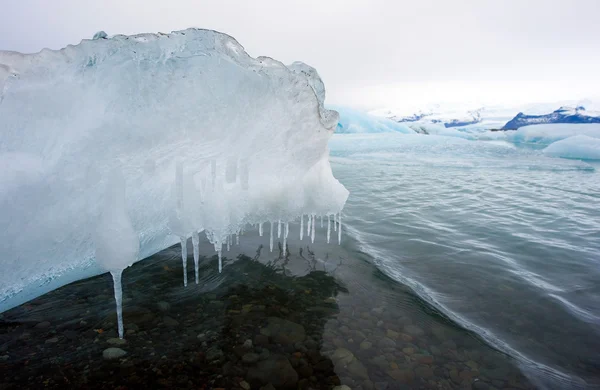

left=542, top=135, right=600, bottom=160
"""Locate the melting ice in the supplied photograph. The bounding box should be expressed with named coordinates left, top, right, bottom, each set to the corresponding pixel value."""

left=0, top=29, right=349, bottom=319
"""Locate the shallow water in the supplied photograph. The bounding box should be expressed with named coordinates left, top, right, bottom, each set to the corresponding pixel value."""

left=0, top=229, right=533, bottom=389
left=329, top=133, right=600, bottom=388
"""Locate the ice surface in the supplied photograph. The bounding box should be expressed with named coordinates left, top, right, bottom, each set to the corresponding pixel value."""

left=0, top=28, right=348, bottom=311
left=542, top=135, right=600, bottom=160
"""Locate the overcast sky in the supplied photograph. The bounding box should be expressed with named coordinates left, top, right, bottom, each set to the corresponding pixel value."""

left=1, top=0, right=599, bottom=110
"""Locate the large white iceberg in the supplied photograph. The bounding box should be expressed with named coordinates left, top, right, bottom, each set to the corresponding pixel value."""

left=0, top=29, right=348, bottom=312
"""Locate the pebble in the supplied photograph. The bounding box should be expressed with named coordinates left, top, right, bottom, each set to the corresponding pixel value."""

left=240, top=380, right=251, bottom=390
left=157, top=301, right=171, bottom=312
left=403, top=325, right=424, bottom=337
left=35, top=321, right=51, bottom=329
left=242, top=353, right=260, bottom=364
left=360, top=340, right=372, bottom=350
left=331, top=347, right=354, bottom=365
left=107, top=338, right=127, bottom=346
left=243, top=339, right=253, bottom=349
left=45, top=337, right=59, bottom=344
left=102, top=348, right=127, bottom=360
left=377, top=337, right=396, bottom=349
left=163, top=316, right=179, bottom=327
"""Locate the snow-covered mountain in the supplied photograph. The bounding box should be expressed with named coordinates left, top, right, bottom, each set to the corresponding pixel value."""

left=501, top=106, right=600, bottom=130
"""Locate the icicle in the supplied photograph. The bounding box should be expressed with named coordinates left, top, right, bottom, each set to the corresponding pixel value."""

left=308, top=214, right=312, bottom=237
left=321, top=215, right=323, bottom=228
left=285, top=222, right=289, bottom=239
left=111, top=269, right=124, bottom=339
left=277, top=219, right=281, bottom=238
left=334, top=213, right=337, bottom=232
left=300, top=214, right=304, bottom=240
left=269, top=222, right=274, bottom=252
left=338, top=212, right=342, bottom=245
left=217, top=246, right=222, bottom=273
left=327, top=214, right=331, bottom=244
left=283, top=228, right=287, bottom=255
left=180, top=236, right=188, bottom=287
left=210, top=159, right=217, bottom=190
left=192, top=231, right=200, bottom=285
left=227, top=234, right=231, bottom=251
left=236, top=233, right=239, bottom=245
left=311, top=214, right=315, bottom=243
left=259, top=222, right=263, bottom=237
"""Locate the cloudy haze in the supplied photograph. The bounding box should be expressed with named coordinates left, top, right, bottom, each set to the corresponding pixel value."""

left=2, top=0, right=599, bottom=110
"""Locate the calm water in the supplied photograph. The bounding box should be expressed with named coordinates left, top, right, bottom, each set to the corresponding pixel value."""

left=330, top=133, right=600, bottom=388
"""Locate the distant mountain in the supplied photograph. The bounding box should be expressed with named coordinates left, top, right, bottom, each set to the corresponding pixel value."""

left=384, top=108, right=483, bottom=128
left=501, top=106, right=600, bottom=130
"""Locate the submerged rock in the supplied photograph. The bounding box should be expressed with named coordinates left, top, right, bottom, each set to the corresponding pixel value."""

left=263, top=317, right=306, bottom=344
left=247, top=354, right=298, bottom=388
left=103, top=347, right=127, bottom=360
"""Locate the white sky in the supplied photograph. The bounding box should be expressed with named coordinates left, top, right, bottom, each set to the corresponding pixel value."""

left=1, top=0, right=599, bottom=110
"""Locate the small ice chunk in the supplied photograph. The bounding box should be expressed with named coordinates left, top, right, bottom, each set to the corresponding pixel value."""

left=93, top=31, right=108, bottom=40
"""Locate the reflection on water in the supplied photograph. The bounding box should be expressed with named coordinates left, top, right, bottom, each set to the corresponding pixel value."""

left=0, top=233, right=532, bottom=389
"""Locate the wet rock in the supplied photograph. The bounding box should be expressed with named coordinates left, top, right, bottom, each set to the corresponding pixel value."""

left=259, top=384, right=276, bottom=390
left=333, top=386, right=352, bottom=390
left=206, top=347, right=224, bottom=362
left=363, top=379, right=375, bottom=390
left=332, top=348, right=354, bottom=365
left=163, top=316, right=179, bottom=327
left=415, top=365, right=434, bottom=379
left=107, top=338, right=127, bottom=346
left=377, top=337, right=396, bottom=349
left=387, top=369, right=414, bottom=383
left=370, top=356, right=389, bottom=371
left=103, top=347, right=127, bottom=360
left=243, top=339, right=253, bottom=349
left=403, top=325, right=424, bottom=337
left=197, top=333, right=207, bottom=342
left=45, top=337, right=59, bottom=344
left=347, top=359, right=369, bottom=380
left=242, top=353, right=260, bottom=364
left=247, top=354, right=298, bottom=388
left=157, top=301, right=171, bottom=312
left=264, top=317, right=305, bottom=344
left=473, top=381, right=489, bottom=390
left=254, top=334, right=269, bottom=347
left=386, top=329, right=400, bottom=339
left=415, top=354, right=434, bottom=364
left=35, top=321, right=51, bottom=329
left=402, top=347, right=415, bottom=355
left=240, top=380, right=251, bottom=390
left=430, top=345, right=442, bottom=356
left=360, top=340, right=372, bottom=350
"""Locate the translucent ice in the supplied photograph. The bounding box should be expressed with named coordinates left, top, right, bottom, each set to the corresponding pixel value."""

left=0, top=28, right=348, bottom=311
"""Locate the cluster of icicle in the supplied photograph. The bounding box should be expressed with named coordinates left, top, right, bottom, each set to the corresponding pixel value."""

left=95, top=165, right=343, bottom=339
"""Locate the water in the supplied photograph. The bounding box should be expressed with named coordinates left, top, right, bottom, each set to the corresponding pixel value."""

left=1, top=132, right=599, bottom=389
left=329, top=133, right=600, bottom=388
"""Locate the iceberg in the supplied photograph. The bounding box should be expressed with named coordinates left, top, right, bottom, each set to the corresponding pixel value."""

left=542, top=135, right=600, bottom=160
left=506, top=123, right=600, bottom=146
left=333, top=106, right=415, bottom=134
left=0, top=28, right=348, bottom=313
